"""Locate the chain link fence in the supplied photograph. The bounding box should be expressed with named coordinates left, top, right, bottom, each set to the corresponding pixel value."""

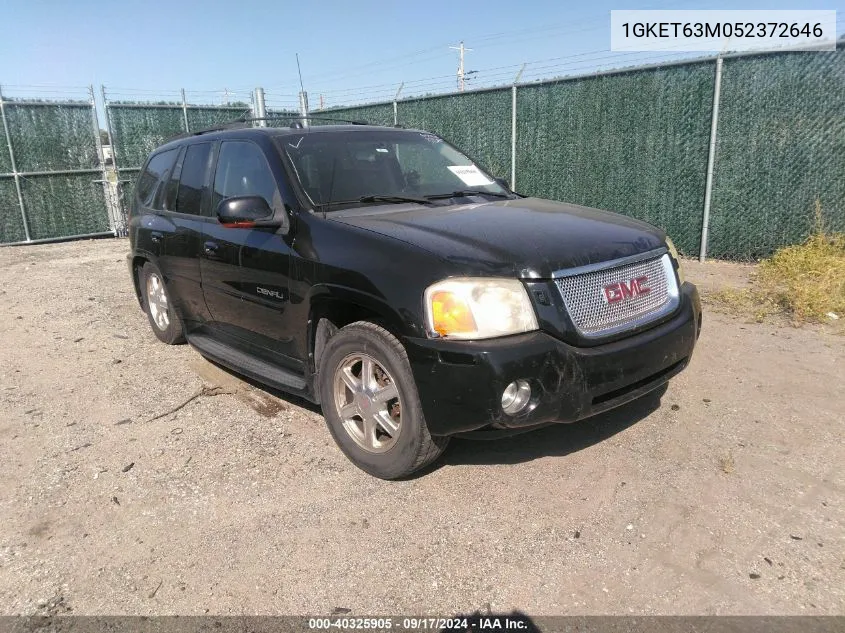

left=314, top=103, right=394, bottom=127
left=316, top=44, right=844, bottom=261
left=105, top=101, right=253, bottom=170
left=0, top=88, right=113, bottom=244
left=514, top=62, right=715, bottom=257
left=2, top=44, right=843, bottom=258
left=707, top=47, right=845, bottom=260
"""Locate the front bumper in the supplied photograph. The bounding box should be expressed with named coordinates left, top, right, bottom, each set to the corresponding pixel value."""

left=404, top=282, right=701, bottom=436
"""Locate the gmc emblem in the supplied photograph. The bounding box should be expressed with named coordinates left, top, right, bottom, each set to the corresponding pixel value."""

left=603, top=276, right=650, bottom=304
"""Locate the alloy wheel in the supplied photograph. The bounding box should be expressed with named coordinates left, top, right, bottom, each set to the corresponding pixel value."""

left=333, top=353, right=402, bottom=453
left=146, top=272, right=170, bottom=331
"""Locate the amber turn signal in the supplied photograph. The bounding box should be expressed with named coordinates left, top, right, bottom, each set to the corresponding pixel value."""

left=430, top=291, right=478, bottom=336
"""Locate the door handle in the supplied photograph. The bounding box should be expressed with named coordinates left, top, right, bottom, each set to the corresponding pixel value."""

left=150, top=231, right=163, bottom=243
left=204, top=241, right=219, bottom=256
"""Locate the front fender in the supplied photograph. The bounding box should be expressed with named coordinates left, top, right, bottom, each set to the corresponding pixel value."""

left=306, top=283, right=413, bottom=335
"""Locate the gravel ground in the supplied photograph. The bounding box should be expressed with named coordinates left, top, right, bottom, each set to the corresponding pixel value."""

left=0, top=238, right=843, bottom=616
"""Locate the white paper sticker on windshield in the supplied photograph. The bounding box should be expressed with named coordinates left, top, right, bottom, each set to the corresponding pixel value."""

left=447, top=165, right=495, bottom=187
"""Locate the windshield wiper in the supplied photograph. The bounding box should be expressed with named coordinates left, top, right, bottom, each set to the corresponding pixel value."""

left=358, top=194, right=431, bottom=205
left=424, top=190, right=511, bottom=200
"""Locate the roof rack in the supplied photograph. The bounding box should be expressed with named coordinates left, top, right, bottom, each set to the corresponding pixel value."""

left=249, top=115, right=370, bottom=126
left=165, top=120, right=251, bottom=142
left=165, top=115, right=370, bottom=142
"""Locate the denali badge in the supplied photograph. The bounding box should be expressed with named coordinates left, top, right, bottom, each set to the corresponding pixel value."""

left=603, top=276, right=650, bottom=304
left=256, top=286, right=285, bottom=300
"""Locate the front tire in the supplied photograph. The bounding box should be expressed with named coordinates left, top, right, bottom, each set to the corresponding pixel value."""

left=318, top=321, right=449, bottom=479
left=140, top=262, right=185, bottom=345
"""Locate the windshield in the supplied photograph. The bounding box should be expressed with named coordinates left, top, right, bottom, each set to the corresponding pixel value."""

left=277, top=129, right=509, bottom=209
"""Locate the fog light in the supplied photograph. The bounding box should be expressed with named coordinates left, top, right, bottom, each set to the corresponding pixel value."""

left=501, top=379, right=531, bottom=415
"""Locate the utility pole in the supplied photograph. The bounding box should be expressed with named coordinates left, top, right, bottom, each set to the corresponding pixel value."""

left=449, top=41, right=472, bottom=92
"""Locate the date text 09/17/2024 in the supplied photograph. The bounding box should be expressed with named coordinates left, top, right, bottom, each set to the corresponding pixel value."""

left=307, top=616, right=533, bottom=631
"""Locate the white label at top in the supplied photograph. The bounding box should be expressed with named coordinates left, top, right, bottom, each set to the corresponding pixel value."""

left=611, top=10, right=837, bottom=53
left=447, top=165, right=495, bottom=187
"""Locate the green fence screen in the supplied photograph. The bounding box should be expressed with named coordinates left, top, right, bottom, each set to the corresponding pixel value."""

left=6, top=47, right=836, bottom=255
left=0, top=119, right=12, bottom=174
left=186, top=105, right=251, bottom=132
left=107, top=103, right=250, bottom=170
left=514, top=63, right=715, bottom=256
left=5, top=103, right=99, bottom=171
left=0, top=179, right=25, bottom=243
left=0, top=100, right=110, bottom=244
left=107, top=106, right=184, bottom=170
left=265, top=108, right=314, bottom=127
left=707, top=47, right=845, bottom=260
left=21, top=173, right=110, bottom=240
left=318, top=103, right=394, bottom=127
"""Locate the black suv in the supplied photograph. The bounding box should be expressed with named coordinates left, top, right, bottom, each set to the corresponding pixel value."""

left=127, top=122, right=701, bottom=479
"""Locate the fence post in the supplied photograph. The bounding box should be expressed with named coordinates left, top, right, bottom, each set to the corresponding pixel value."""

left=511, top=64, right=526, bottom=191
left=101, top=85, right=127, bottom=234
left=699, top=56, right=723, bottom=262
left=181, top=89, right=190, bottom=133
left=393, top=82, right=404, bottom=126
left=0, top=85, right=32, bottom=242
left=254, top=87, right=267, bottom=126
left=88, top=85, right=117, bottom=237
left=298, top=91, right=309, bottom=128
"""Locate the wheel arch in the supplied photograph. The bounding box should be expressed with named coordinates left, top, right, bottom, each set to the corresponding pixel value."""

left=306, top=286, right=410, bottom=384
left=131, top=253, right=169, bottom=309
left=130, top=255, right=149, bottom=308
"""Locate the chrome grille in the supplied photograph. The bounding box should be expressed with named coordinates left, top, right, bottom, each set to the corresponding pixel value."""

left=555, top=253, right=679, bottom=338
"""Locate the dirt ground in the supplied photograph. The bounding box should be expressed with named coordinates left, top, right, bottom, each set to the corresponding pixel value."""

left=0, top=238, right=842, bottom=616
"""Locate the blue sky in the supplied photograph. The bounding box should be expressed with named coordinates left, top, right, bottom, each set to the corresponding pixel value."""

left=0, top=0, right=842, bottom=108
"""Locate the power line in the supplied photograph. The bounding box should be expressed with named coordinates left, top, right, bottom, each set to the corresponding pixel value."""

left=312, top=43, right=702, bottom=100
left=291, top=0, right=702, bottom=86
left=313, top=42, right=770, bottom=107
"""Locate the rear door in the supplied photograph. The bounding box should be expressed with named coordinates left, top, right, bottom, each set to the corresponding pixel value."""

left=155, top=142, right=215, bottom=326
left=131, top=148, right=180, bottom=260
left=200, top=139, right=299, bottom=368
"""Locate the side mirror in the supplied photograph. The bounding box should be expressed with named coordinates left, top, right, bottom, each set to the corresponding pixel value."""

left=216, top=196, right=279, bottom=228
left=494, top=177, right=510, bottom=191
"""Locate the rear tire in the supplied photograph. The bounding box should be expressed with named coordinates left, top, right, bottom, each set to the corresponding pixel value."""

left=318, top=321, right=449, bottom=479
left=140, top=262, right=185, bottom=345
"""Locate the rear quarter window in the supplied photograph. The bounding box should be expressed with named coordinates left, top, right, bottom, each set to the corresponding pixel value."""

left=135, top=149, right=179, bottom=208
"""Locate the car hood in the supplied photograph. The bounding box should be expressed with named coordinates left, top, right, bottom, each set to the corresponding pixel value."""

left=328, top=197, right=666, bottom=278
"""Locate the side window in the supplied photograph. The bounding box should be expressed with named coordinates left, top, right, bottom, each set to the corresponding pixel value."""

left=152, top=146, right=184, bottom=211
left=162, top=151, right=183, bottom=211
left=212, top=141, right=281, bottom=212
left=135, top=149, right=178, bottom=207
left=175, top=143, right=213, bottom=215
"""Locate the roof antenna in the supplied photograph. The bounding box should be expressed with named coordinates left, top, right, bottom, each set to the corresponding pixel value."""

left=295, top=53, right=309, bottom=128
left=296, top=53, right=306, bottom=93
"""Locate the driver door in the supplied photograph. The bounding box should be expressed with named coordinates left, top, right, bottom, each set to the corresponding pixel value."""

left=200, top=139, right=299, bottom=369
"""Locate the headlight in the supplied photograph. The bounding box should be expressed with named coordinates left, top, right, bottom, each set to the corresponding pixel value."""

left=665, top=237, right=685, bottom=284
left=424, top=277, right=538, bottom=340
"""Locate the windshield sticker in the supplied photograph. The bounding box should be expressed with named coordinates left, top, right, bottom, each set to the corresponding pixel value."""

left=420, top=132, right=442, bottom=143
left=287, top=137, right=304, bottom=149
left=447, top=165, right=495, bottom=187
left=376, top=148, right=388, bottom=153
